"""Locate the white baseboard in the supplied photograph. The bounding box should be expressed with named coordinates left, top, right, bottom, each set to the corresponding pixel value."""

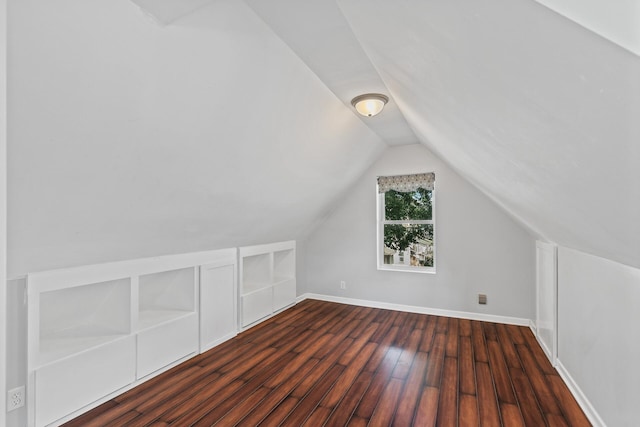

left=297, top=293, right=531, bottom=326
left=528, top=319, right=536, bottom=334
left=538, top=337, right=554, bottom=365
left=555, top=359, right=607, bottom=427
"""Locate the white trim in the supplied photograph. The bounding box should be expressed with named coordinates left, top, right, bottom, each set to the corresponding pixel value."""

left=535, top=241, right=558, bottom=366
left=537, top=336, right=555, bottom=367
left=383, top=220, right=433, bottom=225
left=27, top=248, right=237, bottom=292
left=556, top=359, right=607, bottom=427
left=238, top=240, right=295, bottom=257
left=376, top=179, right=436, bottom=274
left=296, top=293, right=531, bottom=326
left=528, top=319, right=537, bottom=336
left=377, top=265, right=436, bottom=274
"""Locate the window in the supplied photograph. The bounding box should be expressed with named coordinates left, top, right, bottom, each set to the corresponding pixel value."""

left=377, top=173, right=435, bottom=273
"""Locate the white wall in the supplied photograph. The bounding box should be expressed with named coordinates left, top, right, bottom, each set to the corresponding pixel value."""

left=303, top=144, right=536, bottom=319
left=557, top=247, right=640, bottom=426
left=7, top=0, right=385, bottom=277
left=1, top=0, right=8, bottom=421
left=6, top=278, right=26, bottom=427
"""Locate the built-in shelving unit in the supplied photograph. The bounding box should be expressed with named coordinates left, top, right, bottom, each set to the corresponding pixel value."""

left=136, top=267, right=198, bottom=379
left=200, top=258, right=237, bottom=353
left=27, top=248, right=237, bottom=427
left=239, top=241, right=296, bottom=328
left=36, top=278, right=131, bottom=368
left=138, top=267, right=195, bottom=330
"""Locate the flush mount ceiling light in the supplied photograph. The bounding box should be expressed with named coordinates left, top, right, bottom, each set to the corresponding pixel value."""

left=351, top=93, right=389, bottom=117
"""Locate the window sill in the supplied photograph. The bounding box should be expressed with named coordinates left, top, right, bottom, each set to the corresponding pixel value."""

left=377, top=265, right=436, bottom=274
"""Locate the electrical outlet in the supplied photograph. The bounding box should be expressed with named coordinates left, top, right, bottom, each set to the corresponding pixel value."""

left=7, top=386, right=25, bottom=411
left=340, top=281, right=346, bottom=290
left=478, top=294, right=487, bottom=305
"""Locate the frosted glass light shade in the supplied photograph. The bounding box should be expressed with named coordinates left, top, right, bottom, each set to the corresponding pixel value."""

left=351, top=93, right=389, bottom=117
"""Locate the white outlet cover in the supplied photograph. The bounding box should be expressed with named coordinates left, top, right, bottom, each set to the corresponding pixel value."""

left=7, top=386, right=25, bottom=411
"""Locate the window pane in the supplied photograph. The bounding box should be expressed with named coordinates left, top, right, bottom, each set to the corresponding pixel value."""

left=383, top=224, right=434, bottom=267
left=384, top=188, right=432, bottom=221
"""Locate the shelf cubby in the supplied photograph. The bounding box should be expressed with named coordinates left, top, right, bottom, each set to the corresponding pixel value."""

left=138, top=267, right=196, bottom=331
left=241, top=253, right=272, bottom=293
left=37, top=278, right=131, bottom=367
left=27, top=248, right=238, bottom=427
left=273, top=249, right=295, bottom=282
left=239, top=241, right=296, bottom=328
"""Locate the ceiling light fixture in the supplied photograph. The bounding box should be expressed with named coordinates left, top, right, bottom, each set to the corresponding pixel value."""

left=351, top=93, right=389, bottom=117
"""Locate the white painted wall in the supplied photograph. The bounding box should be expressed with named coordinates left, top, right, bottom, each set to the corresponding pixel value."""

left=1, top=0, right=8, bottom=421
left=7, top=0, right=386, bottom=277
left=303, top=144, right=536, bottom=319
left=557, top=247, right=640, bottom=426
left=6, top=278, right=26, bottom=427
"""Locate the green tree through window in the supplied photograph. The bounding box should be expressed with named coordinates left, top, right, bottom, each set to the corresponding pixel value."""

left=378, top=174, right=435, bottom=271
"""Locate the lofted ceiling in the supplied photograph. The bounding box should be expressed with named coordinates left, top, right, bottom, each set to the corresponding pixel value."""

left=8, top=0, right=639, bottom=274
left=132, top=0, right=419, bottom=146
left=8, top=0, right=387, bottom=276
left=333, top=0, right=640, bottom=269
left=130, top=0, right=216, bottom=25
left=243, top=0, right=418, bottom=146
left=535, top=0, right=640, bottom=56
left=239, top=0, right=640, bottom=269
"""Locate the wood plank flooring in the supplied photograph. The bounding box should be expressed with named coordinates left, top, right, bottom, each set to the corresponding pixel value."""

left=64, top=299, right=591, bottom=426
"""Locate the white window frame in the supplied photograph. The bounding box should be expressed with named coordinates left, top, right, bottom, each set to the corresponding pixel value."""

left=376, top=178, right=436, bottom=274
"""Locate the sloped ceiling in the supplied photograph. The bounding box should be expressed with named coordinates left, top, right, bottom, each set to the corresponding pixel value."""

left=130, top=0, right=216, bottom=25
left=245, top=0, right=640, bottom=269
left=535, top=0, right=640, bottom=56
left=7, top=0, right=386, bottom=276
left=8, top=0, right=639, bottom=275
left=243, top=0, right=418, bottom=146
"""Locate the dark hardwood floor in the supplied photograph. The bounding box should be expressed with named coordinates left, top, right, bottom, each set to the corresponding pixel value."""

left=64, top=299, right=591, bottom=426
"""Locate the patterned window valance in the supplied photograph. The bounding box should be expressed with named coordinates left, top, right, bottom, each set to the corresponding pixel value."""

left=377, top=172, right=435, bottom=193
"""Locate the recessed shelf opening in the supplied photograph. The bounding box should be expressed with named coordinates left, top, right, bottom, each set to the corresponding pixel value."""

left=273, top=249, right=295, bottom=283
left=242, top=253, right=272, bottom=292
left=138, top=267, right=196, bottom=331
left=38, top=278, right=131, bottom=366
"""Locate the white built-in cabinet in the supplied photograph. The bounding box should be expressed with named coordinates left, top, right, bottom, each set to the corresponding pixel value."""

left=200, top=260, right=237, bottom=352
left=27, top=249, right=236, bottom=427
left=536, top=241, right=558, bottom=366
left=239, top=241, right=296, bottom=328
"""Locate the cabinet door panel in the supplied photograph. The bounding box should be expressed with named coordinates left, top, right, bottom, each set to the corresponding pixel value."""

left=137, top=313, right=198, bottom=379
left=35, top=336, right=135, bottom=427
left=242, top=288, right=272, bottom=327
left=536, top=241, right=557, bottom=364
left=200, top=263, right=237, bottom=352
left=273, top=279, right=296, bottom=312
